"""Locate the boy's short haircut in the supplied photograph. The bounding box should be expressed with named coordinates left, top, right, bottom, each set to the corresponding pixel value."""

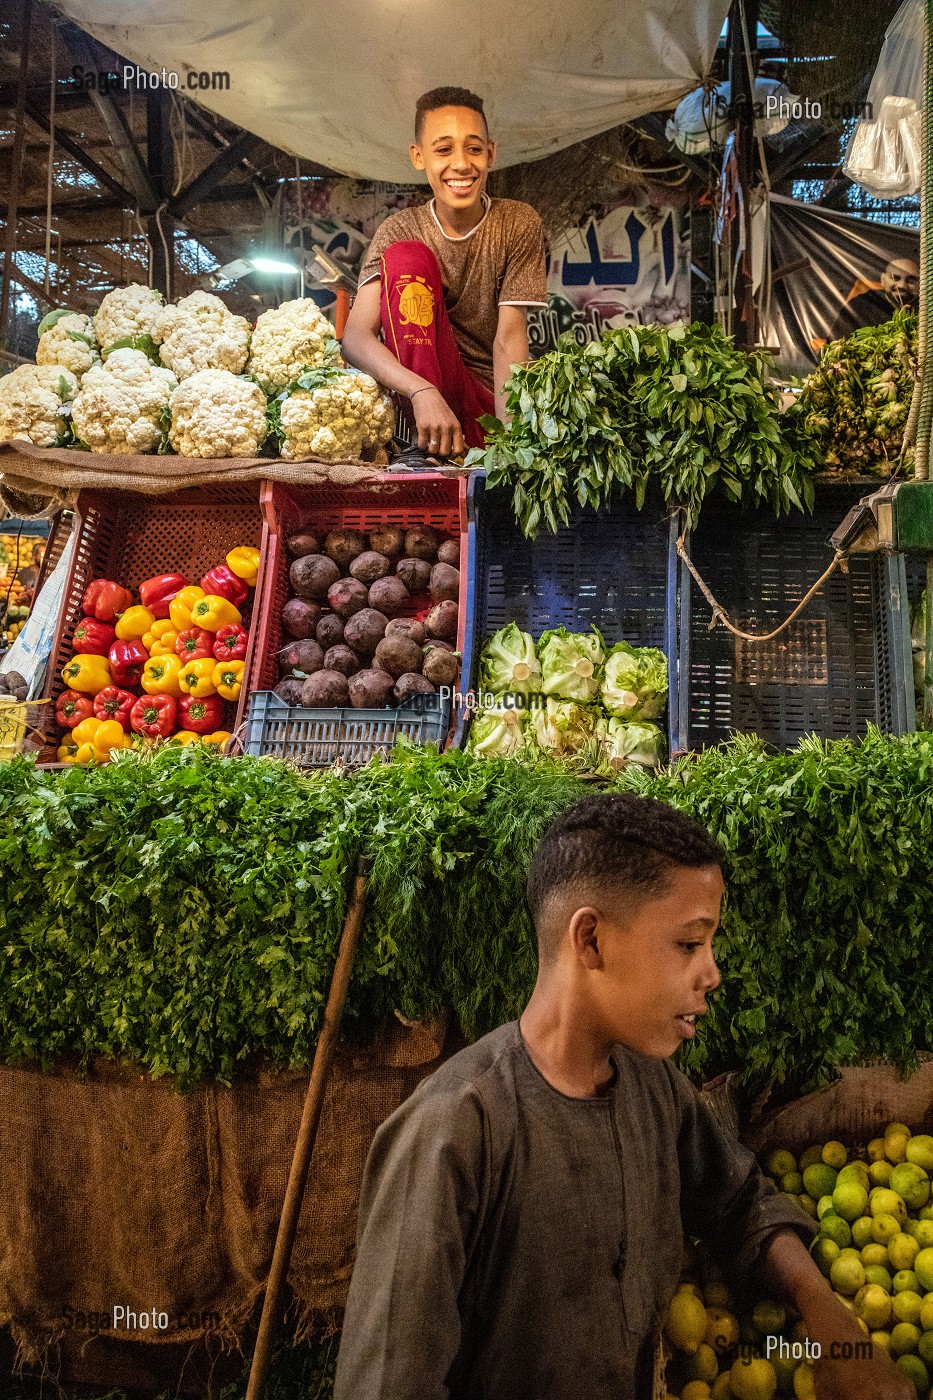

left=415, top=87, right=488, bottom=142
left=527, top=793, right=724, bottom=954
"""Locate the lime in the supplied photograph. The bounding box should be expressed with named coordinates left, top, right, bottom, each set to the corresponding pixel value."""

left=766, top=1148, right=798, bottom=1178
left=816, top=1195, right=836, bottom=1220
left=822, top=1140, right=848, bottom=1169
left=891, top=1233, right=922, bottom=1272
left=893, top=1290, right=923, bottom=1325
left=820, top=1214, right=852, bottom=1249
left=704, top=1283, right=734, bottom=1310
left=711, top=1376, right=732, bottom=1400
left=874, top=1213, right=904, bottom=1246
left=803, top=1163, right=838, bottom=1201
left=894, top=1272, right=921, bottom=1296
left=838, top=1161, right=870, bottom=1187
left=811, top=1237, right=840, bottom=1277
left=752, top=1301, right=786, bottom=1334
left=851, top=1216, right=875, bottom=1249
left=679, top=1282, right=705, bottom=1300
left=914, top=1222, right=933, bottom=1250
left=704, top=1307, right=740, bottom=1354
left=781, top=1171, right=804, bottom=1195
left=919, top=1298, right=933, bottom=1330
left=771, top=1352, right=797, bottom=1393
left=920, top=1205, right=933, bottom=1222
left=886, top=1123, right=913, bottom=1142
left=680, top=1383, right=712, bottom=1400
left=792, top=1362, right=815, bottom=1399
left=799, top=1145, right=825, bottom=1171
left=830, top=1253, right=866, bottom=1296
left=906, top=1136, right=933, bottom=1172
left=895, top=1353, right=929, bottom=1393
left=870, top=1329, right=892, bottom=1352
left=864, top=1265, right=893, bottom=1291
left=870, top=1159, right=894, bottom=1188
left=862, top=1243, right=891, bottom=1268
left=892, top=1163, right=931, bottom=1211
left=684, top=1342, right=719, bottom=1384
left=666, top=1290, right=707, bottom=1353
left=855, top=1282, right=892, bottom=1328
left=915, top=1248, right=933, bottom=1293
left=833, top=1179, right=869, bottom=1222
left=729, top=1357, right=778, bottom=1400
left=868, top=1137, right=888, bottom=1162
left=918, top=1331, right=933, bottom=1367
left=870, top=1188, right=908, bottom=1223
left=890, top=1321, right=922, bottom=1356
left=797, top=1194, right=819, bottom=1220
left=887, top=1133, right=911, bottom=1165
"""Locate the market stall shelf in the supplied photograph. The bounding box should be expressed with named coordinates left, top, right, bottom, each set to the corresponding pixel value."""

left=462, top=472, right=679, bottom=751
left=678, top=482, right=915, bottom=750
left=245, top=473, right=474, bottom=766
left=37, top=483, right=269, bottom=762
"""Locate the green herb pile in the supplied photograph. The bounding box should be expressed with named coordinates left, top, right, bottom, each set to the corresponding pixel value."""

left=792, top=309, right=918, bottom=477
left=2, top=732, right=933, bottom=1097
left=465, top=321, right=818, bottom=536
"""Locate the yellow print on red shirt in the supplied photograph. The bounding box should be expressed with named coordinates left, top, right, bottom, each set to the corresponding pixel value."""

left=396, top=275, right=435, bottom=328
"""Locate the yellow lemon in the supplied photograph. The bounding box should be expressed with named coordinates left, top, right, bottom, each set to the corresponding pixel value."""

left=870, top=1188, right=908, bottom=1223
left=871, top=1328, right=892, bottom=1351
left=684, top=1342, right=719, bottom=1384
left=913, top=1221, right=933, bottom=1250
left=797, top=1194, right=819, bottom=1220
left=765, top=1148, right=798, bottom=1178
left=681, top=1384, right=712, bottom=1400
left=851, top=1215, right=875, bottom=1248
left=678, top=1283, right=705, bottom=1300
left=666, top=1291, right=707, bottom=1354
left=868, top=1137, right=888, bottom=1162
left=890, top=1321, right=922, bottom=1356
left=895, top=1353, right=929, bottom=1392
left=780, top=1171, right=803, bottom=1194
left=918, top=1331, right=933, bottom=1367
left=873, top=1213, right=903, bottom=1246
left=919, top=1298, right=933, bottom=1330
left=792, top=1362, right=816, bottom=1399
left=833, top=1180, right=868, bottom=1222
left=811, top=1237, right=840, bottom=1277
left=890, top=1233, right=922, bottom=1272
left=892, top=1163, right=931, bottom=1211
left=915, top=1248, right=933, bottom=1293
left=802, top=1163, right=838, bottom=1201
left=886, top=1123, right=913, bottom=1142
left=816, top=1195, right=836, bottom=1220
left=886, top=1134, right=911, bottom=1165
left=869, top=1159, right=894, bottom=1188
left=710, top=1376, right=732, bottom=1400
left=892, top=1290, right=923, bottom=1325
left=729, top=1357, right=778, bottom=1400
left=893, top=1271, right=920, bottom=1295
left=772, top=1352, right=797, bottom=1392
left=799, top=1145, right=825, bottom=1170
left=822, top=1140, right=848, bottom=1169
left=861, top=1243, right=891, bottom=1268
left=855, top=1283, right=892, bottom=1328
left=864, top=1265, right=894, bottom=1291
left=752, top=1301, right=787, bottom=1335
left=906, top=1135, right=933, bottom=1172
left=830, top=1253, right=866, bottom=1296
left=704, top=1307, right=740, bottom=1355
left=819, top=1214, right=852, bottom=1249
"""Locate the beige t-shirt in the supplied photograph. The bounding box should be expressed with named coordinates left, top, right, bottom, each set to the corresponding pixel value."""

left=358, top=196, right=548, bottom=389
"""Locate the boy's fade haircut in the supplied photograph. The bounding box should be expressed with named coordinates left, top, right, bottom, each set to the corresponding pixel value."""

left=527, top=793, right=724, bottom=959
left=415, top=86, right=488, bottom=143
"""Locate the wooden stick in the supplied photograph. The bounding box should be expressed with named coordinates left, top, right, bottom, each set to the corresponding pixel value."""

left=245, top=854, right=371, bottom=1400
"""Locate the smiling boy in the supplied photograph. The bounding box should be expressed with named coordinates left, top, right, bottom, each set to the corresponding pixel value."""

left=341, top=86, right=547, bottom=458
left=334, top=794, right=911, bottom=1400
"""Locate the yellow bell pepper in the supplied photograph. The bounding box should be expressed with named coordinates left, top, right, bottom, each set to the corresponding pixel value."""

left=142, top=618, right=176, bottom=652
left=74, top=742, right=97, bottom=764
left=171, top=729, right=202, bottom=746
left=57, top=732, right=80, bottom=763
left=169, top=586, right=206, bottom=632
left=114, top=605, right=155, bottom=642
left=62, top=654, right=111, bottom=695
left=211, top=659, right=244, bottom=701
left=141, top=653, right=183, bottom=698
left=93, top=719, right=129, bottom=759
left=226, top=545, right=261, bottom=589
left=71, top=715, right=103, bottom=746
left=190, top=593, right=242, bottom=633
left=178, top=656, right=218, bottom=697
left=149, top=629, right=179, bottom=658
left=202, top=730, right=233, bottom=749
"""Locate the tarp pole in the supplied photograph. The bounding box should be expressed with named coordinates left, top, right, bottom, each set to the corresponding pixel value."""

left=0, top=0, right=33, bottom=350
left=729, top=0, right=759, bottom=348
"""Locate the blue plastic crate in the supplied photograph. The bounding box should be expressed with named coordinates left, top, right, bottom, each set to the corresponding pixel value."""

left=243, top=689, right=452, bottom=767
left=678, top=481, right=915, bottom=749
left=459, top=474, right=680, bottom=749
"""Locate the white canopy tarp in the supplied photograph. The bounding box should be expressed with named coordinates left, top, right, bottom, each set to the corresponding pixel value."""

left=57, top=1, right=731, bottom=181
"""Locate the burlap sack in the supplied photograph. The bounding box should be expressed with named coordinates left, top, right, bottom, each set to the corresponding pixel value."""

left=0, top=1015, right=447, bottom=1364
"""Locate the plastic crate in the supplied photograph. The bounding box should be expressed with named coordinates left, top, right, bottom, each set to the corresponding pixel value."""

left=246, top=474, right=472, bottom=765
left=463, top=473, right=680, bottom=749
left=678, top=481, right=915, bottom=749
left=38, top=483, right=269, bottom=761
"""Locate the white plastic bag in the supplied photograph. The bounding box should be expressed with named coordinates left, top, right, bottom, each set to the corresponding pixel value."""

left=843, top=0, right=924, bottom=197
left=666, top=78, right=799, bottom=156
left=0, top=525, right=75, bottom=698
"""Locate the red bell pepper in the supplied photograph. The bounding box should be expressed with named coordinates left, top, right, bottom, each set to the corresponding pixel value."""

left=109, top=638, right=149, bottom=687
left=212, top=623, right=249, bottom=662
left=130, top=693, right=178, bottom=738
left=56, top=691, right=94, bottom=729
left=178, top=694, right=226, bottom=734
left=82, top=578, right=133, bottom=623
left=138, top=573, right=187, bottom=620
left=72, top=617, right=117, bottom=656
left=200, top=563, right=249, bottom=608
left=93, top=685, right=137, bottom=730
left=174, top=626, right=214, bottom=661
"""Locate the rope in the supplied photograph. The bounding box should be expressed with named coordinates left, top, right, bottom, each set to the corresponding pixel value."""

left=676, top=533, right=847, bottom=642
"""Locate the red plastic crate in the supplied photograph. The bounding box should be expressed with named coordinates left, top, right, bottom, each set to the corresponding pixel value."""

left=38, top=483, right=269, bottom=762
left=248, top=474, right=469, bottom=760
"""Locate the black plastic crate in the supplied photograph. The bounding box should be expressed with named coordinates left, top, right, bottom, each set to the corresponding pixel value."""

left=678, top=482, right=914, bottom=749
left=461, top=475, right=680, bottom=748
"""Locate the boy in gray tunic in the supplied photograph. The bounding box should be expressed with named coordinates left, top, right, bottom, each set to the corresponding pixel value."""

left=336, top=794, right=911, bottom=1400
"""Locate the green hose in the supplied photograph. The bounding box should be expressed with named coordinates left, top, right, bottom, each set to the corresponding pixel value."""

left=911, top=0, right=933, bottom=478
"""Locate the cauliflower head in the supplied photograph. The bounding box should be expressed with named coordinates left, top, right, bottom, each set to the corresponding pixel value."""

left=35, top=312, right=99, bottom=381
left=71, top=348, right=177, bottom=454
left=277, top=369, right=395, bottom=462
left=0, top=364, right=78, bottom=447
left=93, top=283, right=163, bottom=350
left=155, top=291, right=251, bottom=380
left=168, top=370, right=268, bottom=458
left=247, top=297, right=341, bottom=394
